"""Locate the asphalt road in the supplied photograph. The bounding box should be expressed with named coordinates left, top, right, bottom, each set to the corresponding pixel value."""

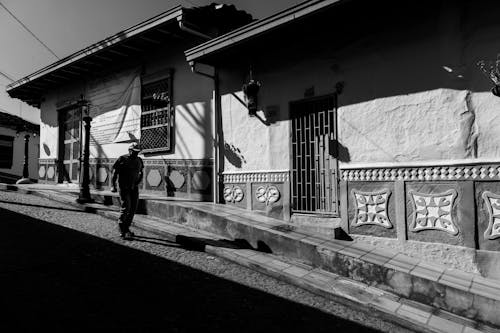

left=0, top=190, right=411, bottom=332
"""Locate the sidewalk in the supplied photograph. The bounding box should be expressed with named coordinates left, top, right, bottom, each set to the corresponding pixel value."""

left=1, top=183, right=497, bottom=333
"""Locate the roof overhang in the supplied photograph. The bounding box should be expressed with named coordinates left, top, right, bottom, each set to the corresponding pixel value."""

left=6, top=4, right=253, bottom=108
left=185, top=0, right=346, bottom=65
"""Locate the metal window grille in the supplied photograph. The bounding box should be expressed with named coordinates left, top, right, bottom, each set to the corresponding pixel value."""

left=291, top=95, right=339, bottom=215
left=141, top=76, right=173, bottom=153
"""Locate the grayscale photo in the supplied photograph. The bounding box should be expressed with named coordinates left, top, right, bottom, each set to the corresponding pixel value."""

left=0, top=0, right=498, bottom=331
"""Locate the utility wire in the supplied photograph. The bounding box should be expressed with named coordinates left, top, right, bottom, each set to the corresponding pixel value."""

left=0, top=2, right=59, bottom=59
left=0, top=69, right=14, bottom=82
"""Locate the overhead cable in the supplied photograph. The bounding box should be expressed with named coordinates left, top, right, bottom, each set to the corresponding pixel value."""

left=0, top=2, right=59, bottom=59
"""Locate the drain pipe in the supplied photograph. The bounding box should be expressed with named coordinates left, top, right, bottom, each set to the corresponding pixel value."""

left=177, top=16, right=212, bottom=40
left=178, top=17, right=221, bottom=203
left=190, top=61, right=222, bottom=204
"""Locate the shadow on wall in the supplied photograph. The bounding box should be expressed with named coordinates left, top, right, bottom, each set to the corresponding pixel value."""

left=224, top=142, right=246, bottom=168
left=43, top=143, right=51, bottom=156
left=90, top=132, right=108, bottom=160
left=212, top=0, right=500, bottom=162
left=140, top=101, right=212, bottom=197
left=217, top=0, right=498, bottom=109
left=171, top=102, right=212, bottom=160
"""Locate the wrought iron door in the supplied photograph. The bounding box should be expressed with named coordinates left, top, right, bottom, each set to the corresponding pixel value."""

left=291, top=95, right=339, bottom=215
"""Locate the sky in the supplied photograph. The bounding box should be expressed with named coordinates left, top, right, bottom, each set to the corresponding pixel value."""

left=0, top=0, right=301, bottom=124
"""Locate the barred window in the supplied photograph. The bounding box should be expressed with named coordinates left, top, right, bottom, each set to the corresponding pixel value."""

left=0, top=135, right=14, bottom=169
left=141, top=74, right=173, bottom=153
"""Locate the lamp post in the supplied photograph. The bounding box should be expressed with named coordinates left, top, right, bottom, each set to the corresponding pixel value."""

left=76, top=101, right=93, bottom=203
left=15, top=131, right=34, bottom=184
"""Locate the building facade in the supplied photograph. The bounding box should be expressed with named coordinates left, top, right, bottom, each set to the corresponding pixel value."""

left=7, top=4, right=252, bottom=201
left=0, top=111, right=39, bottom=183
left=186, top=0, right=500, bottom=276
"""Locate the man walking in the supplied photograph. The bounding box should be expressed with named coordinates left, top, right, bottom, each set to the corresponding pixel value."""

left=111, top=142, right=144, bottom=240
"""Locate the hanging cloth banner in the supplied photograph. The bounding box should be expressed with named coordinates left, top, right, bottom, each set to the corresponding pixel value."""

left=86, top=67, right=142, bottom=145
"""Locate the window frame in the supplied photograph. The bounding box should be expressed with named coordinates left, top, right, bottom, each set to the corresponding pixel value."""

left=140, top=69, right=174, bottom=154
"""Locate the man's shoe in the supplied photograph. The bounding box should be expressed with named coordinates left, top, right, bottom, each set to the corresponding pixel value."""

left=122, top=231, right=134, bottom=240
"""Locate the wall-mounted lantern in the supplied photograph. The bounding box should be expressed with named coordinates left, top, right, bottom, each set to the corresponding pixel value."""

left=478, top=57, right=500, bottom=97
left=242, top=69, right=261, bottom=117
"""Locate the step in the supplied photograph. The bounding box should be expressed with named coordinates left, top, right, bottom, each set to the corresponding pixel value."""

left=2, top=183, right=500, bottom=330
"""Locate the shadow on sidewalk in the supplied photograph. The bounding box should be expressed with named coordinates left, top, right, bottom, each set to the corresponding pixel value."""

left=0, top=207, right=381, bottom=333
left=0, top=198, right=118, bottom=213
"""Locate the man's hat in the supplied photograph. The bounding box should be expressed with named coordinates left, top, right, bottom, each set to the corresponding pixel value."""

left=128, top=142, right=142, bottom=152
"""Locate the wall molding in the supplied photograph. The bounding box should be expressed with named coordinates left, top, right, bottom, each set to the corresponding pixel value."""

left=341, top=164, right=500, bottom=181
left=340, top=158, right=500, bottom=169
left=223, top=170, right=290, bottom=183
left=38, top=157, right=213, bottom=166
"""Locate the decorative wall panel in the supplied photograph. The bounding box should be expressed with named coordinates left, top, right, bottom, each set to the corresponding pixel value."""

left=255, top=185, right=281, bottom=206
left=347, top=182, right=396, bottom=238
left=482, top=191, right=500, bottom=240
left=409, top=189, right=458, bottom=235
left=252, top=183, right=285, bottom=220
left=224, top=185, right=244, bottom=203
left=405, top=183, right=474, bottom=247
left=351, top=189, right=392, bottom=229
left=223, top=184, right=247, bottom=209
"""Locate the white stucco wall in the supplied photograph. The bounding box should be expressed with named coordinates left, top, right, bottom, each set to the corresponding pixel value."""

left=218, top=2, right=500, bottom=171
left=39, top=92, right=59, bottom=159
left=38, top=42, right=213, bottom=163
left=338, top=89, right=477, bottom=163
left=0, top=126, right=39, bottom=178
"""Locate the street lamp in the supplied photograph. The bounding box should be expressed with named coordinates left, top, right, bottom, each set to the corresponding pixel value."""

left=15, top=125, right=37, bottom=185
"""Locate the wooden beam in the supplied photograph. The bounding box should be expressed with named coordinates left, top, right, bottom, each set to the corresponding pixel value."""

left=61, top=68, right=82, bottom=76
left=121, top=44, right=142, bottom=52
left=93, top=54, right=113, bottom=62
left=139, top=36, right=162, bottom=44
left=51, top=73, right=71, bottom=80
left=107, top=49, right=129, bottom=57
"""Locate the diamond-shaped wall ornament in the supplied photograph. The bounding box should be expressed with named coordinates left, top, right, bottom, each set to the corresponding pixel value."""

left=352, top=189, right=392, bottom=228
left=97, top=167, right=108, bottom=183
left=47, top=166, right=55, bottom=179
left=409, top=189, right=458, bottom=235
left=147, top=169, right=162, bottom=187
left=38, top=165, right=46, bottom=178
left=482, top=191, right=500, bottom=240
left=169, top=170, right=185, bottom=189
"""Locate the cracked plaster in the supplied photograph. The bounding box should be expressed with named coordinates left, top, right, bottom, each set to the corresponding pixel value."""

left=338, top=89, right=479, bottom=164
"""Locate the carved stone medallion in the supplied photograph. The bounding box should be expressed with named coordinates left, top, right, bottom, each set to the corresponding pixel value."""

left=482, top=191, right=500, bottom=240
left=224, top=185, right=244, bottom=203
left=352, top=189, right=392, bottom=228
left=255, top=185, right=280, bottom=206
left=409, top=189, right=458, bottom=235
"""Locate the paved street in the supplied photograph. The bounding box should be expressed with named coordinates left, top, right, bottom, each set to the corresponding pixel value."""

left=0, top=191, right=411, bottom=332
